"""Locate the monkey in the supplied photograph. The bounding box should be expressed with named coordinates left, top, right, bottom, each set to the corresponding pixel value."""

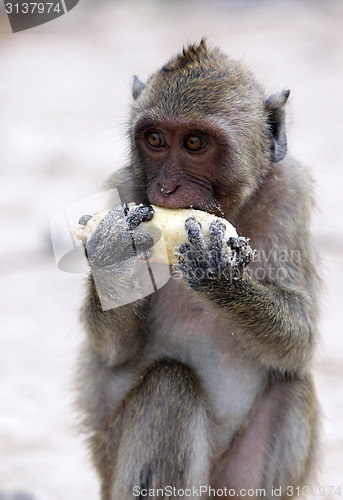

left=77, top=40, right=320, bottom=500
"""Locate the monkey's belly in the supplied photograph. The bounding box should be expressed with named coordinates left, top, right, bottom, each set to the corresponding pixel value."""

left=143, top=280, right=268, bottom=442
left=81, top=279, right=268, bottom=449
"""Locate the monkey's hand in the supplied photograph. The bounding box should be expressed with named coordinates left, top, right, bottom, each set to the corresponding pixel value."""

left=80, top=203, right=156, bottom=268
left=178, top=217, right=253, bottom=289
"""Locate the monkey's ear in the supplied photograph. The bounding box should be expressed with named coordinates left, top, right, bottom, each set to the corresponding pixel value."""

left=132, top=75, right=145, bottom=100
left=265, top=89, right=290, bottom=163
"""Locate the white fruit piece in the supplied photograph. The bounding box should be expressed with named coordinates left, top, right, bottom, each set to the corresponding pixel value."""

left=73, top=204, right=238, bottom=265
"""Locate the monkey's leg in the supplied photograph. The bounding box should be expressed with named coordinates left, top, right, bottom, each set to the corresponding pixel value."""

left=213, top=376, right=318, bottom=500
left=93, top=359, right=210, bottom=500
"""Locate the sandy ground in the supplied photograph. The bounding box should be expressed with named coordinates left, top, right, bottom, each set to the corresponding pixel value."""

left=0, top=0, right=342, bottom=498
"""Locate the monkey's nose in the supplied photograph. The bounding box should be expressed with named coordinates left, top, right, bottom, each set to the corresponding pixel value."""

left=160, top=183, right=180, bottom=197
left=161, top=186, right=173, bottom=196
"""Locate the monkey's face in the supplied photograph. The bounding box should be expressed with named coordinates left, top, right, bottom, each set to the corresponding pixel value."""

left=130, top=43, right=289, bottom=217
left=134, top=119, right=226, bottom=214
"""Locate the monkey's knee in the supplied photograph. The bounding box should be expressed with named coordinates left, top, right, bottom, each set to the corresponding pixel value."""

left=216, top=376, right=318, bottom=500
left=263, top=376, right=319, bottom=494
left=105, top=359, right=210, bottom=499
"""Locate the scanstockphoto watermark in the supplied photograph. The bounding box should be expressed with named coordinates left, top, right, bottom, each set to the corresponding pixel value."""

left=174, top=247, right=303, bottom=285
left=250, top=248, right=302, bottom=281
left=3, top=0, right=79, bottom=33
left=133, top=485, right=267, bottom=498
left=132, top=485, right=343, bottom=498
left=252, top=248, right=302, bottom=266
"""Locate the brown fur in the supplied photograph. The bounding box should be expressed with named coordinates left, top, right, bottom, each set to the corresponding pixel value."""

left=78, top=41, right=320, bottom=499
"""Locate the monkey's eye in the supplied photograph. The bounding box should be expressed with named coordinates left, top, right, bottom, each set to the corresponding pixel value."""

left=184, top=134, right=208, bottom=152
left=145, top=131, right=167, bottom=149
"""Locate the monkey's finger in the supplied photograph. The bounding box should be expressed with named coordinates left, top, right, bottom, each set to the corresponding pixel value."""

left=131, top=229, right=156, bottom=253
left=126, top=205, right=155, bottom=229
left=77, top=215, right=93, bottom=249
left=177, top=252, right=198, bottom=285
left=228, top=236, right=252, bottom=256
left=207, top=221, right=229, bottom=271
left=178, top=243, right=208, bottom=281
left=238, top=240, right=254, bottom=267
left=177, top=243, right=194, bottom=267
left=184, top=217, right=206, bottom=249
left=227, top=236, right=245, bottom=250
left=177, top=242, right=191, bottom=258
left=227, top=237, right=253, bottom=269
left=209, top=221, right=226, bottom=250
left=121, top=202, right=130, bottom=216
left=91, top=204, right=130, bottom=241
left=78, top=214, right=93, bottom=226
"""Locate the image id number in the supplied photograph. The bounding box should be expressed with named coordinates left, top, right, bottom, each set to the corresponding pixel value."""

left=5, top=2, right=62, bottom=14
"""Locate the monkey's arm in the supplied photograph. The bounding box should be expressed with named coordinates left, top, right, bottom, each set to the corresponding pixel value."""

left=178, top=218, right=317, bottom=374
left=80, top=204, right=155, bottom=367
left=81, top=276, right=147, bottom=367
left=206, top=277, right=316, bottom=374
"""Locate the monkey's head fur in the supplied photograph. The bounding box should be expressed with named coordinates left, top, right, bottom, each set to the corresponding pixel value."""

left=129, top=40, right=290, bottom=214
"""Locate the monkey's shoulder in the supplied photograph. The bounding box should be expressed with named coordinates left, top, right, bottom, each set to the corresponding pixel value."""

left=236, top=158, right=315, bottom=246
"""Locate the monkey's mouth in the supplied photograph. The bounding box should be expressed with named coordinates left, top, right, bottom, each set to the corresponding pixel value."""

left=186, top=204, right=217, bottom=215
left=151, top=201, right=224, bottom=218
left=187, top=201, right=224, bottom=217
left=147, top=184, right=223, bottom=216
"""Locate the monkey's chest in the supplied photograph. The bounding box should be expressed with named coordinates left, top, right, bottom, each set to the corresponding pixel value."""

left=144, top=279, right=266, bottom=431
left=146, top=278, right=226, bottom=346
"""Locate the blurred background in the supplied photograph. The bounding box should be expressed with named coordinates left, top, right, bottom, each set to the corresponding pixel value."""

left=0, top=0, right=342, bottom=498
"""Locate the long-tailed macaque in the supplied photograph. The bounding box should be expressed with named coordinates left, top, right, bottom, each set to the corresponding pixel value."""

left=78, top=40, right=319, bottom=500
